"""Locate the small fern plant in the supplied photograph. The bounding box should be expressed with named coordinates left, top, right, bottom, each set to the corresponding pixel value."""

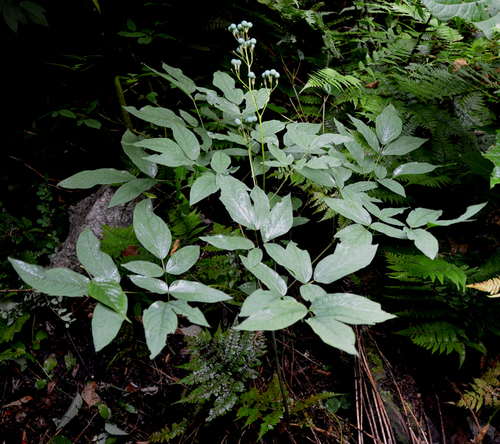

left=176, top=326, right=267, bottom=421
left=455, top=361, right=500, bottom=412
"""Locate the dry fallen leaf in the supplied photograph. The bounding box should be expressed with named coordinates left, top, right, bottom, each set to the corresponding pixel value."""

left=121, top=245, right=139, bottom=257
left=81, top=381, right=101, bottom=407
left=2, top=396, right=33, bottom=409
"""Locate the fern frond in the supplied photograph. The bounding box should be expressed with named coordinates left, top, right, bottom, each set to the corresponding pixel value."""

left=467, top=276, right=500, bottom=297
left=386, top=253, right=467, bottom=291
left=302, top=68, right=362, bottom=94
left=456, top=362, right=500, bottom=412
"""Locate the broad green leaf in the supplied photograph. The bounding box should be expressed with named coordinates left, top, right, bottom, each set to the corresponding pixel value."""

left=393, top=162, right=439, bottom=177
left=343, top=181, right=378, bottom=194
left=169, top=280, right=232, bottom=302
left=194, top=126, right=212, bottom=151
left=129, top=275, right=169, bottom=294
left=121, top=261, right=164, bottom=277
left=268, top=143, right=294, bottom=166
left=236, top=297, right=308, bottom=331
left=484, top=141, right=500, bottom=188
left=76, top=228, right=119, bottom=283
left=190, top=173, right=219, bottom=205
left=406, top=208, right=442, bottom=228
left=264, top=242, right=312, bottom=284
left=306, top=317, right=358, bottom=355
left=423, top=0, right=500, bottom=39
left=8, top=258, right=89, bottom=297
left=240, top=255, right=287, bottom=296
left=162, top=63, right=197, bottom=95
left=382, top=136, right=427, bottom=156
left=109, top=179, right=157, bottom=207
left=377, top=178, right=406, bottom=197
left=376, top=104, right=402, bottom=145
left=251, top=120, right=286, bottom=142
left=59, top=169, right=136, bottom=189
left=53, top=393, right=83, bottom=429
left=124, top=105, right=184, bottom=127
left=217, top=175, right=255, bottom=229
left=179, top=109, right=199, bottom=127
left=335, top=119, right=364, bottom=166
left=370, top=222, right=407, bottom=239
left=104, top=423, right=129, bottom=436
left=122, top=130, right=158, bottom=178
left=200, top=234, right=254, bottom=250
left=240, top=289, right=282, bottom=317
left=314, top=243, right=378, bottom=284
left=334, top=224, right=373, bottom=245
left=165, top=246, right=200, bottom=275
left=88, top=280, right=128, bottom=318
left=323, top=197, right=372, bottom=226
left=261, top=194, right=293, bottom=242
left=296, top=166, right=336, bottom=187
left=211, top=151, right=231, bottom=173
left=143, top=149, right=193, bottom=168
left=374, top=165, right=387, bottom=179
left=310, top=293, right=395, bottom=325
left=133, top=137, right=182, bottom=153
left=349, top=115, right=380, bottom=152
left=305, top=155, right=342, bottom=169
left=491, top=166, right=500, bottom=188
left=250, top=186, right=270, bottom=230
left=247, top=248, right=263, bottom=268
left=143, top=301, right=177, bottom=359
left=134, top=199, right=171, bottom=259
left=244, top=88, right=270, bottom=112
left=92, top=303, right=125, bottom=352
left=169, top=299, right=210, bottom=327
left=172, top=123, right=200, bottom=160
left=428, top=202, right=488, bottom=227
left=213, top=71, right=244, bottom=105
left=300, top=284, right=327, bottom=302
left=310, top=133, right=353, bottom=150
left=405, top=228, right=439, bottom=259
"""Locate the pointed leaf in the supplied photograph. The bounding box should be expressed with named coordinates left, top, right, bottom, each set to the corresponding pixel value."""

left=122, top=130, right=158, bottom=178
left=76, top=228, right=119, bottom=283
left=172, top=123, right=200, bottom=160
left=88, top=281, right=128, bottom=318
left=169, top=280, right=231, bottom=302
left=127, top=104, right=185, bottom=128
left=169, top=299, right=210, bottom=327
left=8, top=258, right=89, bottom=297
left=247, top=248, right=263, bottom=268
left=236, top=297, right=307, bottom=331
left=211, top=151, right=231, bottom=173
left=405, top=228, right=439, bottom=259
left=134, top=199, right=171, bottom=259
left=264, top=242, right=312, bottom=284
left=314, top=243, right=378, bottom=284
left=370, top=222, right=407, bottom=239
left=143, top=301, right=177, bottom=359
left=334, top=224, right=373, bottom=245
left=217, top=175, right=255, bottom=229
left=59, top=169, right=136, bottom=189
left=428, top=202, right=488, bottom=227
left=335, top=119, right=364, bottom=166
left=300, top=284, right=327, bottom=302
left=406, top=208, right=442, bottom=228
left=382, top=136, right=427, bottom=156
left=240, top=289, right=282, bottom=317
left=296, top=166, right=337, bottom=187
left=376, top=104, right=402, bottom=144
left=200, top=234, right=254, bottom=250
left=143, top=151, right=193, bottom=168
left=250, top=186, right=270, bottom=230
left=165, top=246, right=200, bottom=275
left=377, top=178, right=406, bottom=197
left=190, top=173, right=219, bottom=205
left=310, top=293, right=395, bottom=325
left=306, top=317, right=358, bottom=355
left=261, top=194, right=293, bottom=242
left=121, top=261, right=164, bottom=277
left=109, top=179, right=157, bottom=207
left=240, top=255, right=287, bottom=296
left=92, top=303, right=125, bottom=351
left=129, top=275, right=169, bottom=294
left=323, top=197, right=372, bottom=226
left=349, top=115, right=380, bottom=152
left=213, top=71, right=244, bottom=105
left=393, top=162, right=439, bottom=177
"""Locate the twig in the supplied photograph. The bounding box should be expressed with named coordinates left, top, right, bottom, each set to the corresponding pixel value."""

left=434, top=386, right=446, bottom=444
left=271, top=331, right=291, bottom=427
left=66, top=331, right=93, bottom=379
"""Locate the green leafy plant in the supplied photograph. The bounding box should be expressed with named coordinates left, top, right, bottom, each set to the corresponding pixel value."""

left=455, top=361, right=500, bottom=411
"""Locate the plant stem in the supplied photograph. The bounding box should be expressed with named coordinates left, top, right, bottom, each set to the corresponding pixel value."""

left=271, top=331, right=290, bottom=427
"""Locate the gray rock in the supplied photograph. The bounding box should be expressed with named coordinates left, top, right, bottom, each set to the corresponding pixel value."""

left=52, top=185, right=144, bottom=273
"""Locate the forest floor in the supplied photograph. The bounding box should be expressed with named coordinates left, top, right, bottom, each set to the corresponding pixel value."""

left=1, top=295, right=496, bottom=444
